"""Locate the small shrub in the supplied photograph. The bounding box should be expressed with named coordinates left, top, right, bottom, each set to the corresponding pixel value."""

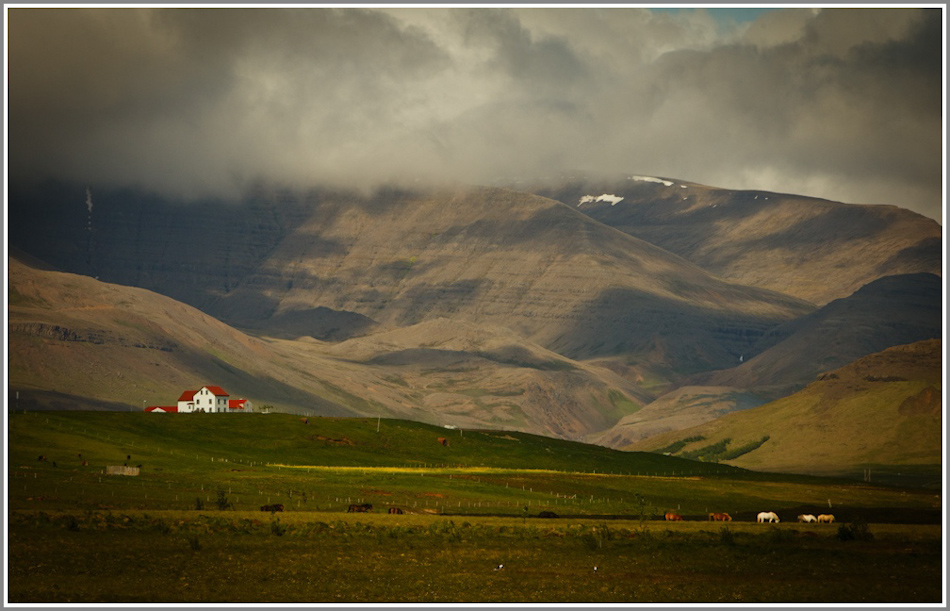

left=270, top=518, right=287, bottom=537
left=194, top=497, right=204, bottom=511
left=215, top=490, right=233, bottom=511
left=766, top=526, right=794, bottom=543
left=64, top=515, right=80, bottom=532
left=154, top=518, right=172, bottom=535
left=187, top=535, right=201, bottom=551
left=719, top=527, right=735, bottom=546
left=581, top=532, right=602, bottom=551
left=837, top=519, right=874, bottom=542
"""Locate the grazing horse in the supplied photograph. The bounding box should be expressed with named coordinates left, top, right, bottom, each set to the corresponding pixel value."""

left=538, top=511, right=559, bottom=518
left=709, top=512, right=732, bottom=522
left=437, top=437, right=450, bottom=447
left=797, top=514, right=817, bottom=523
left=817, top=514, right=835, bottom=523
left=348, top=503, right=373, bottom=513
left=757, top=511, right=780, bottom=523
left=261, top=503, right=284, bottom=513
left=388, top=507, right=403, bottom=514
left=664, top=512, right=684, bottom=521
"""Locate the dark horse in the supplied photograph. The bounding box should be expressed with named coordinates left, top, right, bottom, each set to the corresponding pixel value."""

left=261, top=503, right=284, bottom=513
left=348, top=503, right=373, bottom=513
left=388, top=507, right=404, bottom=514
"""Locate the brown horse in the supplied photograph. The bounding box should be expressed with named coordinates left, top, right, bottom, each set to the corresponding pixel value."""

left=388, top=507, right=403, bottom=514
left=348, top=503, right=373, bottom=513
left=708, top=512, right=732, bottom=521
left=261, top=503, right=284, bottom=513
left=664, top=512, right=684, bottom=521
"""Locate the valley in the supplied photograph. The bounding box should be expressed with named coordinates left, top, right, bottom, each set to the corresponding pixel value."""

left=7, top=175, right=943, bottom=481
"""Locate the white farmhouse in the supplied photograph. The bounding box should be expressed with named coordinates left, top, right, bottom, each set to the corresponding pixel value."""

left=145, top=385, right=252, bottom=413
left=179, top=385, right=230, bottom=413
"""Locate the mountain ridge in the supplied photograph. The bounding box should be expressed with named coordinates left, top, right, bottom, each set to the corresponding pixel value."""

left=529, top=175, right=941, bottom=306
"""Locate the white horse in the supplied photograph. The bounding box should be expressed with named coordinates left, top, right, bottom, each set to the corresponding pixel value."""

left=817, top=514, right=835, bottom=523
left=757, top=511, right=780, bottom=523
left=797, top=514, right=817, bottom=523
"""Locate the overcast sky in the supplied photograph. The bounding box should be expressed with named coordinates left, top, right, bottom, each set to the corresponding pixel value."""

left=6, top=6, right=944, bottom=221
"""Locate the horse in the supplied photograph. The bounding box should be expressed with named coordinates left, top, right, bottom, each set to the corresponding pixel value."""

left=757, top=511, right=780, bottom=523
left=709, top=513, right=732, bottom=521
left=797, top=514, right=817, bottom=523
left=261, top=503, right=284, bottom=513
left=817, top=514, right=835, bottom=523
left=437, top=437, right=450, bottom=447
left=538, top=510, right=559, bottom=518
left=348, top=503, right=373, bottom=513
left=388, top=507, right=403, bottom=514
left=664, top=512, right=684, bottom=521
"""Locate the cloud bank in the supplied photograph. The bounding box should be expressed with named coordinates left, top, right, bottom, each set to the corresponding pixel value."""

left=7, top=7, right=943, bottom=220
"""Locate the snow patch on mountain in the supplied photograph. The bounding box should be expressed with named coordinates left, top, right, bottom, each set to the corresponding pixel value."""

left=578, top=194, right=624, bottom=206
left=629, top=175, right=673, bottom=187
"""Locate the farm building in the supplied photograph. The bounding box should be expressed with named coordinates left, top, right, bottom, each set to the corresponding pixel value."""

left=145, top=386, right=252, bottom=413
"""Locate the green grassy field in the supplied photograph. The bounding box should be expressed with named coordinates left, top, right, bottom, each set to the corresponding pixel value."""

left=6, top=411, right=944, bottom=603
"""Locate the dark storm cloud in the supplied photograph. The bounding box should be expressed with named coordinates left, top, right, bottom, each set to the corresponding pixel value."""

left=6, top=7, right=943, bottom=220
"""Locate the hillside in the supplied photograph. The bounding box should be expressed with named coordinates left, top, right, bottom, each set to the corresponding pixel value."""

left=9, top=182, right=814, bottom=376
left=585, top=386, right=765, bottom=449
left=8, top=256, right=649, bottom=439
left=582, top=272, right=942, bottom=450
left=7, top=178, right=942, bottom=463
left=691, top=272, right=943, bottom=393
left=207, top=186, right=814, bottom=373
left=629, top=339, right=943, bottom=477
left=530, top=175, right=941, bottom=306
left=7, top=256, right=355, bottom=416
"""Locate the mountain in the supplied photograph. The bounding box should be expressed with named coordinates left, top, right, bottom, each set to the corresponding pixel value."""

left=628, top=339, right=942, bottom=478
left=7, top=255, right=356, bottom=416
left=690, top=272, right=943, bottom=393
left=8, top=255, right=651, bottom=439
left=529, top=175, right=941, bottom=306
left=589, top=273, right=942, bottom=450
left=9, top=182, right=815, bottom=377
left=8, top=177, right=942, bottom=459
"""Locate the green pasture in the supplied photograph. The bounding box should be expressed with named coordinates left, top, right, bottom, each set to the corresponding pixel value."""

left=8, top=411, right=940, bottom=520
left=7, top=510, right=943, bottom=603
left=6, top=411, right=944, bottom=603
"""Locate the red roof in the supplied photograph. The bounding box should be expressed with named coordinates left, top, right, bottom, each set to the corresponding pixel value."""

left=204, top=386, right=229, bottom=397
left=145, top=406, right=178, bottom=413
left=229, top=399, right=247, bottom=410
left=177, top=390, right=197, bottom=402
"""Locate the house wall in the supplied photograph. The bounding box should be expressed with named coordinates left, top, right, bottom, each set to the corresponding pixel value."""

left=193, top=387, right=229, bottom=413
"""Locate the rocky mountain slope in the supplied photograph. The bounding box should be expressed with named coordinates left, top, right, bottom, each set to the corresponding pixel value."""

left=10, top=182, right=816, bottom=376
left=691, top=272, right=943, bottom=393
left=628, top=339, right=942, bottom=477
left=208, top=186, right=813, bottom=373
left=590, top=273, right=942, bottom=450
left=8, top=255, right=649, bottom=438
left=530, top=175, right=941, bottom=306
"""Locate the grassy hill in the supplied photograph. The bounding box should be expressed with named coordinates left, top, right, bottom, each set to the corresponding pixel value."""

left=8, top=410, right=942, bottom=605
left=9, top=411, right=941, bottom=522
left=631, top=340, right=942, bottom=483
